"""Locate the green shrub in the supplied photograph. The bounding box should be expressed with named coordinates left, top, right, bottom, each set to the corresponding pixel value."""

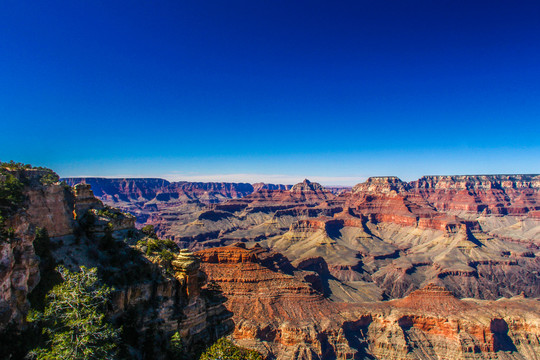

left=39, top=172, right=59, bottom=185
left=199, top=338, right=262, bottom=360
left=0, top=167, right=24, bottom=212
left=144, top=237, right=178, bottom=257
left=141, top=224, right=156, bottom=237
left=98, top=208, right=120, bottom=219
left=159, top=249, right=175, bottom=263
left=163, top=239, right=177, bottom=250
left=0, top=167, right=24, bottom=239
left=0, top=160, right=31, bottom=171
left=0, top=219, right=15, bottom=242
left=146, top=238, right=160, bottom=254
left=167, top=331, right=189, bottom=359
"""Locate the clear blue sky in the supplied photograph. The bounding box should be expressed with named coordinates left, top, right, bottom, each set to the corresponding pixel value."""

left=1, top=1, right=539, bottom=185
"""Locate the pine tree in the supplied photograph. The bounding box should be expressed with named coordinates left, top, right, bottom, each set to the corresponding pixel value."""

left=28, top=266, right=120, bottom=359
left=167, top=331, right=188, bottom=359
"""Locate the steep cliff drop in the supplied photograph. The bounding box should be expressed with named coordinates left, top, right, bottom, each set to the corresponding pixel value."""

left=0, top=165, right=233, bottom=359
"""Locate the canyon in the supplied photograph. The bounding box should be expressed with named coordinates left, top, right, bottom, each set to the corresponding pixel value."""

left=197, top=244, right=540, bottom=359
left=1, top=168, right=538, bottom=359
left=66, top=175, right=540, bottom=301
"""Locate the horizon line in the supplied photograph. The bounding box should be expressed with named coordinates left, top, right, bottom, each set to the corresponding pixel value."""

left=59, top=172, right=539, bottom=187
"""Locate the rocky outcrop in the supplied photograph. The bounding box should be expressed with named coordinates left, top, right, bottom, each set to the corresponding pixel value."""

left=347, top=174, right=540, bottom=215
left=352, top=176, right=408, bottom=195
left=25, top=182, right=75, bottom=238
left=222, top=180, right=335, bottom=209
left=290, top=179, right=326, bottom=192
left=197, top=245, right=258, bottom=264
left=290, top=179, right=335, bottom=201
left=253, top=183, right=292, bottom=192
left=73, top=183, right=104, bottom=215
left=0, top=168, right=70, bottom=331
left=389, top=283, right=469, bottom=313
left=172, top=249, right=205, bottom=298
left=107, top=249, right=233, bottom=355
left=196, top=245, right=342, bottom=359
left=412, top=174, right=540, bottom=190
left=0, top=217, right=40, bottom=331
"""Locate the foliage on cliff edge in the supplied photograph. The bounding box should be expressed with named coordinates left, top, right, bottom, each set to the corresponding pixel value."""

left=27, top=266, right=119, bottom=360
left=199, top=338, right=263, bottom=360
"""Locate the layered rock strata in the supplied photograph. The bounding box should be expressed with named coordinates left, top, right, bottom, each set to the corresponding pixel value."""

left=63, top=175, right=540, bottom=301
left=198, top=244, right=540, bottom=360
left=97, top=176, right=539, bottom=302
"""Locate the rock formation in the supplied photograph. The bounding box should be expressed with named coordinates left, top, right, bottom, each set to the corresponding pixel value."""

left=172, top=249, right=204, bottom=298
left=253, top=183, right=292, bottom=192
left=352, top=176, right=408, bottom=195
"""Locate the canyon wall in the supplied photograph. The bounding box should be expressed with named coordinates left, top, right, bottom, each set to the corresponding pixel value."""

left=1, top=168, right=232, bottom=358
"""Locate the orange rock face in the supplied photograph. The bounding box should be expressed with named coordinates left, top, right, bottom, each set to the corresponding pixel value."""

left=215, top=180, right=335, bottom=212
left=410, top=175, right=540, bottom=215
left=197, top=245, right=258, bottom=264
left=390, top=283, right=471, bottom=313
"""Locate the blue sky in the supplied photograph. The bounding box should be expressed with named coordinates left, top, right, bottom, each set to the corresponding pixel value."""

left=1, top=1, right=539, bottom=185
